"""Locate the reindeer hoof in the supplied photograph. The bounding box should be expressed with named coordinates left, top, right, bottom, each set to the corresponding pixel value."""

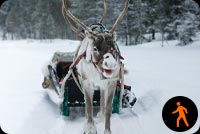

left=83, top=132, right=97, bottom=134
left=104, top=130, right=111, bottom=134
left=84, top=122, right=97, bottom=134
left=83, top=130, right=97, bottom=134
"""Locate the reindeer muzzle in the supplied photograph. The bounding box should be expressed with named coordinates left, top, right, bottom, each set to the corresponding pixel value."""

left=102, top=53, right=118, bottom=78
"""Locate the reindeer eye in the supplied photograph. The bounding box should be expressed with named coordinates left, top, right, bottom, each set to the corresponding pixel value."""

left=94, top=46, right=98, bottom=51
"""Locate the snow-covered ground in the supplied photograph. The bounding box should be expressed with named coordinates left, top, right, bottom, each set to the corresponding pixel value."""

left=0, top=39, right=200, bottom=134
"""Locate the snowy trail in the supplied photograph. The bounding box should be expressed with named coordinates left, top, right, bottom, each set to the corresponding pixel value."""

left=1, top=39, right=200, bottom=134
left=16, top=93, right=143, bottom=134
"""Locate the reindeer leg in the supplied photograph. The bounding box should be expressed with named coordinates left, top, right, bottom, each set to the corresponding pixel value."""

left=84, top=89, right=97, bottom=134
left=97, top=89, right=105, bottom=122
left=104, top=84, right=115, bottom=134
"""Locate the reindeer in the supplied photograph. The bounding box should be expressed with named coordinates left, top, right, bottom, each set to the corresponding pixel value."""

left=61, top=0, right=129, bottom=134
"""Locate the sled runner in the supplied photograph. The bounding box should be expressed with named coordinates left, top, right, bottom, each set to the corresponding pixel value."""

left=42, top=51, right=136, bottom=116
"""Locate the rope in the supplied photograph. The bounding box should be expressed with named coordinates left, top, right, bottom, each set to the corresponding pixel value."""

left=71, top=71, right=84, bottom=94
left=60, top=67, right=73, bottom=98
left=60, top=43, right=124, bottom=111
left=119, top=63, right=125, bottom=109
left=60, top=49, right=87, bottom=98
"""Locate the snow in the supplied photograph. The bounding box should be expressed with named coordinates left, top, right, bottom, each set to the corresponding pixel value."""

left=0, top=39, right=200, bottom=134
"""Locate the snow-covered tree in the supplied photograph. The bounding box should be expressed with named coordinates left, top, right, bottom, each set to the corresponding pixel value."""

left=125, top=0, right=147, bottom=45
left=5, top=6, right=16, bottom=40
left=46, top=14, right=56, bottom=39
left=0, top=0, right=199, bottom=42
left=142, top=0, right=159, bottom=40
left=0, top=0, right=11, bottom=39
left=177, top=0, right=200, bottom=45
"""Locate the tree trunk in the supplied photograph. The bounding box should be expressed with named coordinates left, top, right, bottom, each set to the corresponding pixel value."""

left=11, top=32, right=14, bottom=40
left=152, top=29, right=155, bottom=40
left=161, top=31, right=164, bottom=47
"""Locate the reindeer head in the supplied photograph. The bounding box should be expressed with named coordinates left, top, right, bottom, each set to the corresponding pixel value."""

left=89, top=25, right=118, bottom=78
left=62, top=0, right=129, bottom=78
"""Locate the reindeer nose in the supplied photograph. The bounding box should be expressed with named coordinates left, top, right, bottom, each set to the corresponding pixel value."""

left=103, top=53, right=117, bottom=69
left=105, top=62, right=108, bottom=66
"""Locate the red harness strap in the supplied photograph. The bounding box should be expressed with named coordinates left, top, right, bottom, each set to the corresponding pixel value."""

left=62, top=63, right=71, bottom=70
left=74, top=51, right=86, bottom=66
left=117, top=82, right=131, bottom=91
left=119, top=55, right=124, bottom=60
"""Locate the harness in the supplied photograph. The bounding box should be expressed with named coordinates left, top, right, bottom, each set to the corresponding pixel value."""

left=60, top=23, right=125, bottom=108
left=90, top=23, right=109, bottom=34
left=89, top=23, right=124, bottom=67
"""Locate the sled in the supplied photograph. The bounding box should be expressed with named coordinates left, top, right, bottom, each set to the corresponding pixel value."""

left=42, top=51, right=136, bottom=116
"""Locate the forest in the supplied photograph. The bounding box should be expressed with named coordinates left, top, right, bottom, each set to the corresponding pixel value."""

left=0, top=0, right=199, bottom=45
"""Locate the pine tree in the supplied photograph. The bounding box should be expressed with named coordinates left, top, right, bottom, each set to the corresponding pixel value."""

left=46, top=14, right=56, bottom=39
left=142, top=0, right=159, bottom=40
left=0, top=0, right=11, bottom=39
left=126, top=0, right=146, bottom=45
left=5, top=6, right=16, bottom=40
left=177, top=0, right=200, bottom=45
left=0, top=0, right=199, bottom=42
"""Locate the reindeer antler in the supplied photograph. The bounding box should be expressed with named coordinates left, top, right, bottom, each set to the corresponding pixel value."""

left=110, top=0, right=129, bottom=33
left=62, top=0, right=129, bottom=38
left=99, top=0, right=107, bottom=23
left=62, top=0, right=92, bottom=33
left=62, top=4, right=85, bottom=38
left=62, top=0, right=112, bottom=38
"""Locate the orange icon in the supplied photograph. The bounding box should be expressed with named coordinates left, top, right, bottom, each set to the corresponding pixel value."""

left=172, top=102, right=189, bottom=127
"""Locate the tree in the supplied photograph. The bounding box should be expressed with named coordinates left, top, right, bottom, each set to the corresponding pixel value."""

left=177, top=0, right=200, bottom=45
left=46, top=14, right=56, bottom=39
left=142, top=0, right=159, bottom=40
left=0, top=0, right=11, bottom=39
left=0, top=0, right=199, bottom=42
left=125, top=0, right=146, bottom=45
left=5, top=7, right=16, bottom=40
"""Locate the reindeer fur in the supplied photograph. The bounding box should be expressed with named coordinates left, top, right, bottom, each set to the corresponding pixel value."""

left=76, top=33, right=120, bottom=134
